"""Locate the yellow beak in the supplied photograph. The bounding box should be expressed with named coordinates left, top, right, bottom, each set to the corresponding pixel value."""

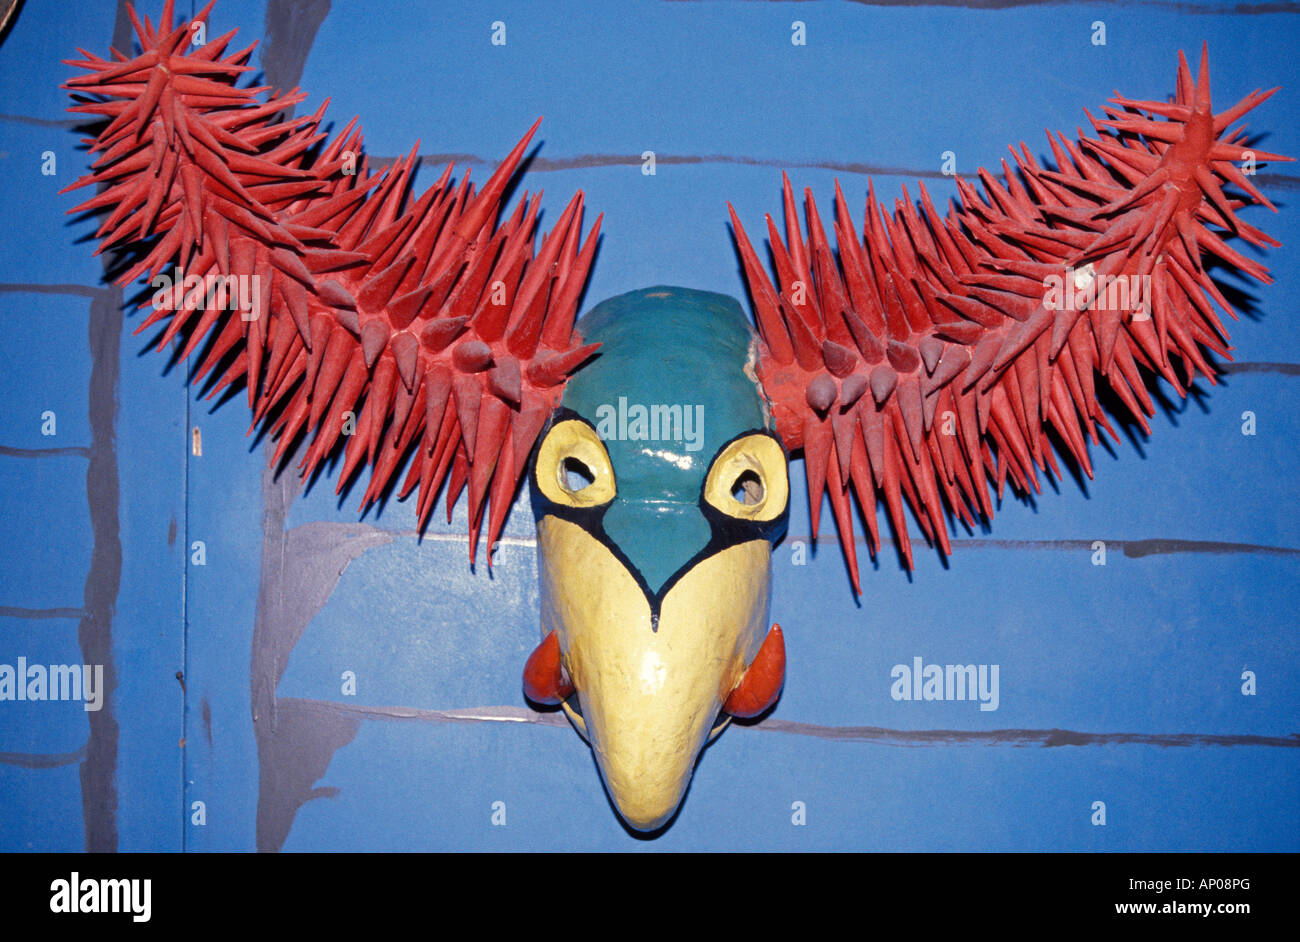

left=536, top=515, right=772, bottom=832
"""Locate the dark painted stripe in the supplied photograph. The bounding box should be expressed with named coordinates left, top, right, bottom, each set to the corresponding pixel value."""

left=0, top=746, right=89, bottom=769
left=78, top=239, right=122, bottom=855
left=0, top=282, right=109, bottom=298
left=0, top=606, right=86, bottom=620
left=965, top=538, right=1300, bottom=558
left=0, top=444, right=91, bottom=458
left=71, top=0, right=130, bottom=857
left=372, top=150, right=1300, bottom=193
left=1222, top=361, right=1300, bottom=376
left=757, top=719, right=1300, bottom=749
left=0, top=113, right=81, bottom=128
left=791, top=535, right=1300, bottom=557
left=383, top=151, right=961, bottom=180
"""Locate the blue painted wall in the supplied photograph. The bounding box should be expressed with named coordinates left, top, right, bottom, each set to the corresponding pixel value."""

left=1, top=0, right=1296, bottom=851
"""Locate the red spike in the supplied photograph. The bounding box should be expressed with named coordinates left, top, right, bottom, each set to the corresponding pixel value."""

left=802, top=417, right=832, bottom=539
left=467, top=395, right=510, bottom=532
left=422, top=364, right=453, bottom=444
left=452, top=374, right=482, bottom=456
left=385, top=332, right=419, bottom=392
left=824, top=448, right=861, bottom=595
left=420, top=316, right=469, bottom=353
left=360, top=319, right=391, bottom=370
left=542, top=212, right=602, bottom=351
left=357, top=254, right=414, bottom=312
left=452, top=339, right=493, bottom=373
left=526, top=342, right=600, bottom=388
left=454, top=118, right=541, bottom=244
left=484, top=433, right=519, bottom=567
left=488, top=358, right=522, bottom=407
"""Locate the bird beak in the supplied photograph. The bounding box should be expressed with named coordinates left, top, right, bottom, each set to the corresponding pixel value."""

left=531, top=516, right=776, bottom=832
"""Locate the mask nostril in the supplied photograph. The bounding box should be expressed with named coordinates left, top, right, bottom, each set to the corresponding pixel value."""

left=730, top=469, right=764, bottom=505
left=562, top=456, right=597, bottom=493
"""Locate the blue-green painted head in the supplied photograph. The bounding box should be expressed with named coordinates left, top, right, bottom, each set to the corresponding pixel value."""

left=543, top=285, right=782, bottom=597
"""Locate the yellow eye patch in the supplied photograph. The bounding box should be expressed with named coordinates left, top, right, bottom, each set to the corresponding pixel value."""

left=535, top=419, right=617, bottom=508
left=703, top=433, right=787, bottom=523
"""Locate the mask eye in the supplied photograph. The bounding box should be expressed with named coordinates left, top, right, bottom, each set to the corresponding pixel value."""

left=563, top=456, right=596, bottom=492
left=535, top=419, right=616, bottom=508
left=703, top=433, right=788, bottom=522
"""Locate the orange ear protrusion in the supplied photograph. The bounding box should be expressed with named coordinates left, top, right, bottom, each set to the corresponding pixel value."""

left=523, top=630, right=574, bottom=705
left=724, top=624, right=785, bottom=718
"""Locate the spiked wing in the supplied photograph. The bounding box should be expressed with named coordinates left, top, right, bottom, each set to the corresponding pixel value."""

left=62, top=0, right=601, bottom=561
left=730, top=46, right=1290, bottom=592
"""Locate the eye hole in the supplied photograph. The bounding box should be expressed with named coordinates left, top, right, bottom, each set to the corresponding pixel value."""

left=535, top=419, right=616, bottom=508
left=731, top=469, right=764, bottom=505
left=563, top=457, right=596, bottom=493
left=704, top=433, right=788, bottom=522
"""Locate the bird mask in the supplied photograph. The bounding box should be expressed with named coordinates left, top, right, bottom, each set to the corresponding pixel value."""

left=524, top=287, right=788, bottom=831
